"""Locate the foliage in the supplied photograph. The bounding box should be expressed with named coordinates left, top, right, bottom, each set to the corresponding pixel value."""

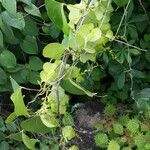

left=0, top=0, right=150, bottom=149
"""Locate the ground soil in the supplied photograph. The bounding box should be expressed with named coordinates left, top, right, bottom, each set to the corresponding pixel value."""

left=69, top=100, right=104, bottom=150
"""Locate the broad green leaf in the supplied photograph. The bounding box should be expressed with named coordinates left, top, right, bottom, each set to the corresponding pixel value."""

left=80, top=53, right=96, bottom=63
left=62, top=113, right=74, bottom=126
left=29, top=71, right=40, bottom=85
left=117, top=72, right=125, bottom=89
left=5, top=112, right=17, bottom=123
left=87, top=28, right=102, bottom=42
left=20, top=36, right=38, bottom=54
left=0, top=68, right=7, bottom=85
left=128, top=25, right=138, bottom=40
left=43, top=43, right=65, bottom=60
left=129, top=14, right=147, bottom=23
left=45, top=0, right=69, bottom=35
left=113, top=0, right=129, bottom=7
left=22, top=132, right=38, bottom=150
left=69, top=34, right=85, bottom=51
left=0, top=116, right=5, bottom=132
left=61, top=78, right=96, bottom=97
left=17, top=0, right=32, bottom=5
left=0, top=22, right=19, bottom=44
left=6, top=122, right=17, bottom=132
left=21, top=116, right=52, bottom=133
left=42, top=23, right=60, bottom=39
left=1, top=0, right=16, bottom=15
left=67, top=1, right=86, bottom=28
left=29, top=56, right=43, bottom=71
left=0, top=30, right=3, bottom=48
left=48, top=86, right=69, bottom=114
left=40, top=114, right=59, bottom=128
left=24, top=4, right=41, bottom=17
left=77, top=23, right=94, bottom=38
left=130, top=49, right=140, bottom=55
left=132, top=69, right=145, bottom=78
left=40, top=62, right=59, bottom=83
left=62, top=126, right=76, bottom=141
left=0, top=50, right=16, bottom=69
left=0, top=141, right=9, bottom=150
left=68, top=145, right=79, bottom=150
left=1, top=11, right=25, bottom=30
left=23, top=17, right=39, bottom=36
left=7, top=132, right=22, bottom=141
left=10, top=77, right=20, bottom=91
left=135, top=88, right=150, bottom=99
left=10, top=88, right=28, bottom=117
left=11, top=68, right=30, bottom=84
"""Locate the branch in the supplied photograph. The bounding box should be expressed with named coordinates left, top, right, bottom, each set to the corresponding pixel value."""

left=55, top=0, right=95, bottom=117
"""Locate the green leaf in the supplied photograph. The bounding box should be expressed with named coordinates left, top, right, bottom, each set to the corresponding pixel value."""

left=7, top=132, right=22, bottom=141
left=42, top=23, right=60, bottom=39
left=87, top=28, right=102, bottom=42
left=40, top=114, right=59, bottom=128
left=6, top=87, right=29, bottom=123
left=0, top=141, right=9, bottom=150
left=10, top=77, right=20, bottom=91
left=62, top=126, right=76, bottom=141
left=0, top=50, right=16, bottom=69
left=24, top=4, right=41, bottom=17
left=0, top=116, right=5, bottom=132
left=108, top=140, right=120, bottom=150
left=21, top=116, right=52, bottom=133
left=113, top=123, right=124, bottom=135
left=11, top=88, right=28, bottom=116
left=40, top=62, right=59, bottom=83
left=128, top=25, right=138, bottom=40
left=6, top=122, right=17, bottom=132
left=17, top=0, right=31, bottom=5
left=113, top=0, right=129, bottom=7
left=5, top=112, right=17, bottom=123
left=62, top=113, right=74, bottom=126
left=0, top=68, right=7, bottom=85
left=43, top=43, right=65, bottom=60
left=20, top=36, right=38, bottom=54
left=22, top=132, right=38, bottom=150
left=117, top=72, right=125, bottom=89
left=134, top=134, right=146, bottom=149
left=0, top=22, right=19, bottom=44
left=127, top=119, right=139, bottom=134
left=68, top=145, right=79, bottom=150
left=23, top=17, right=39, bottom=36
left=29, top=56, right=43, bottom=71
left=29, top=71, right=40, bottom=85
left=45, top=0, right=69, bottom=35
left=94, top=133, right=108, bottom=148
left=1, top=0, right=16, bottom=15
left=130, top=49, right=140, bottom=55
left=1, top=11, right=25, bottom=30
left=0, top=30, right=4, bottom=48
left=104, top=104, right=116, bottom=116
left=80, top=53, right=96, bottom=63
left=61, top=78, right=96, bottom=97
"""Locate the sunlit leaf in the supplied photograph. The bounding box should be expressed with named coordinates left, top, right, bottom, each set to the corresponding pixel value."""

left=45, top=0, right=69, bottom=35
left=43, top=43, right=65, bottom=60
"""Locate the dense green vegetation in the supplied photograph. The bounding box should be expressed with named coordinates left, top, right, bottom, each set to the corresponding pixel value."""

left=0, top=0, right=150, bottom=149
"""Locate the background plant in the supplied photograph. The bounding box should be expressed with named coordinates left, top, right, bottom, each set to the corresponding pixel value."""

left=0, top=0, right=150, bottom=149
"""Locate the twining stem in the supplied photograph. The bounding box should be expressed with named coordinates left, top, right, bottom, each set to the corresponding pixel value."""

left=55, top=0, right=95, bottom=117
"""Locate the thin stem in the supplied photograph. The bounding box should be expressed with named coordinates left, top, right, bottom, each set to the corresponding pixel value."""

left=115, top=0, right=131, bottom=36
